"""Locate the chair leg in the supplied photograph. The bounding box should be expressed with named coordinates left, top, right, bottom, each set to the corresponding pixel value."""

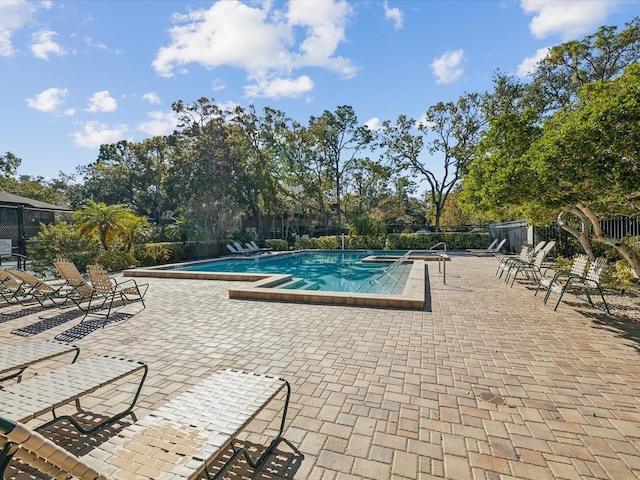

left=554, top=284, right=570, bottom=311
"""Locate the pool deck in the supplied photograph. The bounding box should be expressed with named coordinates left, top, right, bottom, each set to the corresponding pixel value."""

left=2, top=253, right=640, bottom=479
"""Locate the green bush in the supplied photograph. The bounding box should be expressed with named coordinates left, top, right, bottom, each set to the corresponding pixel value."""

left=312, top=236, right=341, bottom=249
left=134, top=242, right=184, bottom=266
left=385, top=232, right=490, bottom=250
left=27, top=221, right=100, bottom=276
left=94, top=249, right=138, bottom=272
left=344, top=235, right=386, bottom=250
left=293, top=237, right=314, bottom=249
left=184, top=241, right=225, bottom=260
left=266, top=239, right=289, bottom=251
left=603, top=259, right=637, bottom=293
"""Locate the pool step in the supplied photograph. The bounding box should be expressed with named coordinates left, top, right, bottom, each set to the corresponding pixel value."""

left=279, top=278, right=319, bottom=290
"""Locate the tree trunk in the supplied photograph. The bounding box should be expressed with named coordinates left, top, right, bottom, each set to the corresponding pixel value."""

left=577, top=202, right=640, bottom=279
left=557, top=208, right=595, bottom=260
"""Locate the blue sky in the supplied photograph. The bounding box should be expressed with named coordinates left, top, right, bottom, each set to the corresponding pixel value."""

left=1, top=0, right=638, bottom=179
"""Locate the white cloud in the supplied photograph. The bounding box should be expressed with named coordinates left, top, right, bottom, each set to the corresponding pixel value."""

left=72, top=121, right=129, bottom=148
left=521, top=0, right=623, bottom=40
left=142, top=92, right=161, bottom=104
left=137, top=111, right=179, bottom=136
left=244, top=75, right=314, bottom=99
left=86, top=91, right=117, bottom=112
left=0, top=0, right=37, bottom=56
left=430, top=49, right=464, bottom=84
left=25, top=87, right=69, bottom=112
left=30, top=30, right=67, bottom=60
left=384, top=1, right=403, bottom=30
left=517, top=46, right=550, bottom=77
left=364, top=117, right=381, bottom=131
left=152, top=0, right=356, bottom=99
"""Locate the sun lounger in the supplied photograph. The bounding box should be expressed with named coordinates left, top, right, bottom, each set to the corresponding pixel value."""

left=7, top=269, right=75, bottom=307
left=87, top=264, right=149, bottom=308
left=54, top=259, right=146, bottom=322
left=0, top=340, right=80, bottom=383
left=467, top=238, right=497, bottom=253
left=468, top=238, right=506, bottom=256
left=246, top=240, right=273, bottom=252
left=0, top=355, right=147, bottom=434
left=0, top=368, right=289, bottom=480
left=0, top=266, right=33, bottom=305
left=234, top=241, right=254, bottom=254
left=227, top=243, right=246, bottom=255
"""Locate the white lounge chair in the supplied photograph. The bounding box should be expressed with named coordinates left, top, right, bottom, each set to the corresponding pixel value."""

left=467, top=239, right=497, bottom=254
left=0, top=340, right=80, bottom=383
left=246, top=240, right=272, bottom=253
left=0, top=368, right=290, bottom=480
left=468, top=238, right=506, bottom=256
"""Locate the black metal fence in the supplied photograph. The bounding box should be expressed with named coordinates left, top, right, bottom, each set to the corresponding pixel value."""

left=491, top=216, right=640, bottom=258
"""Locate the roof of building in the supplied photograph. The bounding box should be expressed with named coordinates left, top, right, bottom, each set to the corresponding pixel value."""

left=0, top=191, right=72, bottom=212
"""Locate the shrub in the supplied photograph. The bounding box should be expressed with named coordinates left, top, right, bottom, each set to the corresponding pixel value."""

left=27, top=221, right=100, bottom=276
left=94, top=249, right=138, bottom=272
left=293, top=237, right=314, bottom=249
left=134, top=242, right=184, bottom=266
left=603, top=259, right=637, bottom=293
left=266, top=239, right=289, bottom=251
left=344, top=235, right=386, bottom=250
left=385, top=233, right=490, bottom=250
left=312, top=236, right=340, bottom=249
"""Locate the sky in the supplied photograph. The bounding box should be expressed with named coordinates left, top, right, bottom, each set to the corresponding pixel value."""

left=0, top=0, right=638, bottom=180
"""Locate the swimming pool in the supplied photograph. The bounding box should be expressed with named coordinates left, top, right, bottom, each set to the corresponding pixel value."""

left=177, top=250, right=410, bottom=294
left=124, top=249, right=445, bottom=310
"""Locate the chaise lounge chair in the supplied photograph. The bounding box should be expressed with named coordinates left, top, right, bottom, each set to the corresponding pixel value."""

left=468, top=238, right=507, bottom=256
left=246, top=240, right=273, bottom=253
left=0, top=368, right=290, bottom=480
left=0, top=340, right=80, bottom=383
left=7, top=269, right=75, bottom=308
left=227, top=243, right=246, bottom=255
left=0, top=267, right=34, bottom=305
left=0, top=354, right=147, bottom=434
left=467, top=239, right=497, bottom=254
left=86, top=264, right=149, bottom=308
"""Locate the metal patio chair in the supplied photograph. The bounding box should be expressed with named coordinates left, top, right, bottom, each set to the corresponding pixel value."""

left=548, top=257, right=610, bottom=313
left=534, top=254, right=590, bottom=303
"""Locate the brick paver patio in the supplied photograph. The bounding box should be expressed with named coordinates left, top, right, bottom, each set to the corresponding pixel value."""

left=1, top=254, right=639, bottom=479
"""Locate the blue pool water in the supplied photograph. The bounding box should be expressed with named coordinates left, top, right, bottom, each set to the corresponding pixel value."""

left=178, top=251, right=410, bottom=293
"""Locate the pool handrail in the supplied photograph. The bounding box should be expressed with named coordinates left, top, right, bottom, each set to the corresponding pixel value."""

left=429, top=242, right=447, bottom=253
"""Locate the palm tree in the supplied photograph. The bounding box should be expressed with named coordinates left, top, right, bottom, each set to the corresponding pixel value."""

left=73, top=200, right=133, bottom=250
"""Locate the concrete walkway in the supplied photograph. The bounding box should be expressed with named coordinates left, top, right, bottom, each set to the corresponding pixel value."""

left=2, top=254, right=639, bottom=479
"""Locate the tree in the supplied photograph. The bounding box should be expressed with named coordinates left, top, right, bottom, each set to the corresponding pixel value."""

left=378, top=92, right=485, bottom=231
left=165, top=215, right=203, bottom=244
left=0, top=152, right=21, bottom=176
left=462, top=62, right=640, bottom=277
left=226, top=105, right=287, bottom=243
left=307, top=106, right=374, bottom=232
left=73, top=200, right=138, bottom=250
left=169, top=97, right=237, bottom=239
left=526, top=63, right=640, bottom=276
